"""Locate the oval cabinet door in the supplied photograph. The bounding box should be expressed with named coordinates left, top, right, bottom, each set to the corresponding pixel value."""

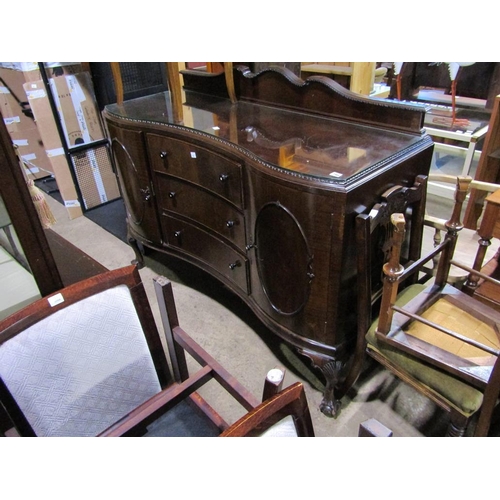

left=254, top=202, right=313, bottom=316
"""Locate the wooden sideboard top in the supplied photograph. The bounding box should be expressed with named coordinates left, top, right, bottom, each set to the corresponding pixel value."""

left=104, top=65, right=432, bottom=187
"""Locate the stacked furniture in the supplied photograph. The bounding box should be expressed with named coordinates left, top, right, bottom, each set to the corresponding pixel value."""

left=347, top=177, right=500, bottom=436
left=103, top=65, right=433, bottom=416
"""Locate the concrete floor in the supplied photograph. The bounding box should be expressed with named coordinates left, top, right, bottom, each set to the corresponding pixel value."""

left=40, top=192, right=498, bottom=437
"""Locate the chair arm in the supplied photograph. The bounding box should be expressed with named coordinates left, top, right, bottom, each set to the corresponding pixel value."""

left=172, top=325, right=260, bottom=411
left=219, top=382, right=314, bottom=437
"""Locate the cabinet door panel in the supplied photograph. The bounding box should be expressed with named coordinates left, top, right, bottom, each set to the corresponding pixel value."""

left=147, top=133, right=243, bottom=208
left=248, top=173, right=335, bottom=344
left=255, top=202, right=313, bottom=315
left=156, top=175, right=246, bottom=251
left=107, top=123, right=161, bottom=244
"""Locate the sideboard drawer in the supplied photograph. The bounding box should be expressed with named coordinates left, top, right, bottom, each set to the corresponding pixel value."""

left=157, top=175, right=246, bottom=251
left=161, top=214, right=249, bottom=294
left=147, top=133, right=243, bottom=208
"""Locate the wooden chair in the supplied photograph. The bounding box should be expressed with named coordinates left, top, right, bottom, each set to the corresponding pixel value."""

left=424, top=173, right=500, bottom=287
left=355, top=178, right=500, bottom=436
left=110, top=62, right=184, bottom=122
left=110, top=62, right=236, bottom=116
left=0, top=265, right=264, bottom=437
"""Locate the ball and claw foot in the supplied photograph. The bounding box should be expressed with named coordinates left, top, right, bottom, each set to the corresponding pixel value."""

left=318, top=358, right=344, bottom=418
left=128, top=236, right=145, bottom=269
left=131, top=258, right=144, bottom=269
left=320, top=397, right=342, bottom=418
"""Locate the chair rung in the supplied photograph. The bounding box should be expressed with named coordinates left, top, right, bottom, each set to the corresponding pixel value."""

left=391, top=305, right=500, bottom=356
left=451, top=259, right=500, bottom=287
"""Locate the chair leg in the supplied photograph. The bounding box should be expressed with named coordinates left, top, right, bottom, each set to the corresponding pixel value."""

left=110, top=62, right=124, bottom=105
left=153, top=276, right=189, bottom=382
left=262, top=367, right=286, bottom=401
left=359, top=418, right=393, bottom=437
left=446, top=413, right=468, bottom=437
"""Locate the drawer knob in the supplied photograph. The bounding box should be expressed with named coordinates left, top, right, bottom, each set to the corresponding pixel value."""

left=174, top=230, right=182, bottom=238
left=228, top=261, right=241, bottom=270
left=168, top=191, right=176, bottom=199
left=226, top=220, right=236, bottom=228
left=219, top=174, right=229, bottom=182
left=160, top=151, right=168, bottom=159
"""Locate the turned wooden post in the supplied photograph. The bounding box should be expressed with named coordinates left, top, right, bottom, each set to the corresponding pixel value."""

left=262, top=367, right=286, bottom=401
left=377, top=213, right=406, bottom=335
left=110, top=62, right=124, bottom=105
left=435, top=176, right=472, bottom=286
left=465, top=188, right=500, bottom=291
left=350, top=62, right=376, bottom=95
left=166, top=62, right=183, bottom=124
left=224, top=62, right=237, bottom=104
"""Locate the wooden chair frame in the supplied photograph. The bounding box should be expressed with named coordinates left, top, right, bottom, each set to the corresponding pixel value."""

left=110, top=62, right=236, bottom=122
left=424, top=173, right=500, bottom=289
left=358, top=177, right=500, bottom=436
left=0, top=265, right=261, bottom=437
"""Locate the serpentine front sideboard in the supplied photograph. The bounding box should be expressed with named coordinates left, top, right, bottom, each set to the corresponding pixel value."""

left=103, top=66, right=434, bottom=416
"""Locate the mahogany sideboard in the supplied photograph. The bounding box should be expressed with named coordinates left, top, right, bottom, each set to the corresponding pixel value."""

left=103, top=66, right=434, bottom=416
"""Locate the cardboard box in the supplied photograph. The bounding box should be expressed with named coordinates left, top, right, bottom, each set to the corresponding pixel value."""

left=0, top=62, right=82, bottom=83
left=23, top=71, right=119, bottom=218
left=0, top=64, right=84, bottom=182
left=71, top=145, right=121, bottom=209
left=48, top=72, right=106, bottom=146
left=23, top=72, right=105, bottom=149
left=47, top=154, right=84, bottom=219
left=1, top=63, right=119, bottom=219
left=21, top=77, right=82, bottom=218
left=0, top=67, right=53, bottom=179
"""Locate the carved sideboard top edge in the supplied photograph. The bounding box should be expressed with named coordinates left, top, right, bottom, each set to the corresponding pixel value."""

left=236, top=65, right=305, bottom=87
left=104, top=112, right=432, bottom=188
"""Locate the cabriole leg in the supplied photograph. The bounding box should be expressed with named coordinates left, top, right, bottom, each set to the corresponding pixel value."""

left=300, top=349, right=345, bottom=418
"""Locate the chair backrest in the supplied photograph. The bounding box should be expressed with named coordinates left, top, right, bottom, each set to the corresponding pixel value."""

left=110, top=62, right=183, bottom=122
left=0, top=265, right=172, bottom=437
left=219, top=382, right=315, bottom=437
left=356, top=175, right=428, bottom=342
left=463, top=94, right=500, bottom=231
left=339, top=175, right=429, bottom=395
